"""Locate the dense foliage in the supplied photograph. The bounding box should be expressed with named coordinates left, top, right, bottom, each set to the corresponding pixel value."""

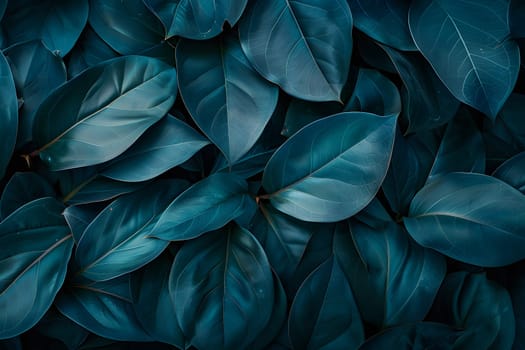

left=0, top=0, right=525, bottom=349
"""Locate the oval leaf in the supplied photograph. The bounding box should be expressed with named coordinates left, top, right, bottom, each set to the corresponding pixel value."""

left=152, top=173, right=253, bottom=240
left=2, top=0, right=88, bottom=57
left=176, top=34, right=278, bottom=163
left=262, top=112, right=397, bottom=222
left=288, top=256, right=364, bottom=350
left=239, top=0, right=353, bottom=101
left=32, top=55, right=178, bottom=171
left=409, top=0, right=520, bottom=118
left=4, top=41, right=67, bottom=147
left=144, top=0, right=248, bottom=40
left=101, top=115, right=209, bottom=182
left=76, top=180, right=188, bottom=281
left=0, top=197, right=73, bottom=339
left=63, top=203, right=104, bottom=244
left=169, top=225, right=275, bottom=350
left=405, top=172, right=525, bottom=267
left=0, top=50, right=17, bottom=180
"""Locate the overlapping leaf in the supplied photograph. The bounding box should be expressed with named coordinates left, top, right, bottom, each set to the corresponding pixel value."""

left=0, top=50, right=17, bottom=180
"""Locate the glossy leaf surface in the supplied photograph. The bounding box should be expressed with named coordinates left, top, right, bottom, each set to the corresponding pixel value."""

left=0, top=198, right=73, bottom=339
left=169, top=225, right=274, bottom=350
left=262, top=112, right=396, bottom=222
left=2, top=0, right=88, bottom=57
left=177, top=35, right=278, bottom=163
left=101, top=115, right=209, bottom=182
left=144, top=0, right=248, bottom=40
left=405, top=172, right=525, bottom=266
left=76, top=180, right=188, bottom=281
left=239, top=0, right=353, bottom=101
left=32, top=55, right=178, bottom=170
left=409, top=0, right=520, bottom=118
left=4, top=41, right=67, bottom=147
left=288, top=256, right=364, bottom=350
left=0, top=50, right=17, bottom=180
left=152, top=173, right=252, bottom=240
left=63, top=204, right=104, bottom=244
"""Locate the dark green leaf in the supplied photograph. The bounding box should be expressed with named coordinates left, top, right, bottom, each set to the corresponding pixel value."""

left=4, top=41, right=66, bottom=147
left=405, top=172, right=525, bottom=267
left=348, top=0, right=416, bottom=51
left=0, top=172, right=55, bottom=220
left=288, top=256, right=364, bottom=350
left=152, top=173, right=253, bottom=241
left=430, top=272, right=515, bottom=350
left=89, top=0, right=165, bottom=55
left=144, top=0, right=248, bottom=40
left=169, top=224, right=274, bottom=350
left=2, top=0, right=88, bottom=57
left=262, top=112, right=396, bottom=222
left=493, top=151, right=525, bottom=193
left=101, top=115, right=209, bottom=182
left=32, top=55, right=178, bottom=171
left=75, top=180, right=188, bottom=281
left=345, top=68, right=402, bottom=117
left=0, top=197, right=73, bottom=339
left=409, top=0, right=519, bottom=118
left=359, top=322, right=461, bottom=349
left=56, top=274, right=152, bottom=342
left=131, top=254, right=185, bottom=348
left=0, top=50, right=17, bottom=180
left=239, top=0, right=353, bottom=102
left=176, top=34, right=278, bottom=164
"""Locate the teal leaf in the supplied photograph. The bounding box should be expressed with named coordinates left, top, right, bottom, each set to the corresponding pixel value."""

left=63, top=204, right=104, bottom=244
left=131, top=254, right=185, bottom=348
left=345, top=68, right=402, bottom=117
left=176, top=34, right=278, bottom=164
left=144, top=0, right=248, bottom=40
left=408, top=0, right=520, bottom=118
left=56, top=274, right=152, bottom=342
left=427, top=108, right=485, bottom=182
left=262, top=112, right=397, bottom=222
left=4, top=40, right=67, bottom=147
left=508, top=264, right=525, bottom=350
left=152, top=173, right=253, bottom=241
left=75, top=180, right=188, bottom=281
left=430, top=272, right=515, bottom=350
left=34, top=307, right=89, bottom=350
left=212, top=145, right=276, bottom=179
left=359, top=322, right=461, bottom=349
left=239, top=0, right=353, bottom=102
left=405, top=172, right=525, bottom=267
left=169, top=225, right=275, bottom=350
left=2, top=0, right=88, bottom=57
left=0, top=197, right=73, bottom=339
left=281, top=99, right=342, bottom=138
left=68, top=26, right=119, bottom=78
left=89, top=0, right=165, bottom=55
left=288, top=256, right=364, bottom=350
left=32, top=55, right=178, bottom=171
left=101, top=115, right=209, bottom=182
left=0, top=50, right=17, bottom=180
left=509, top=0, right=525, bottom=39
left=0, top=172, right=55, bottom=220
left=340, top=200, right=446, bottom=328
left=64, top=177, right=146, bottom=205
left=0, top=0, right=5, bottom=21
left=348, top=0, right=416, bottom=51
left=493, top=151, right=525, bottom=193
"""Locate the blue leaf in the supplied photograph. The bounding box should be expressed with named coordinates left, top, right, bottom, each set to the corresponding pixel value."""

left=405, top=172, right=525, bottom=267
left=169, top=225, right=275, bottom=350
left=493, top=151, right=525, bottom=193
left=0, top=197, right=73, bottom=339
left=262, top=112, right=397, bottom=222
left=409, top=0, right=520, bottom=118
left=75, top=180, right=188, bottom=281
left=4, top=40, right=67, bottom=147
left=101, top=115, right=209, bottom=182
left=63, top=203, right=105, bottom=244
left=2, top=0, right=88, bottom=57
left=348, top=0, right=416, bottom=51
left=281, top=99, right=342, bottom=138
left=89, top=0, right=165, bottom=55
left=144, top=0, right=248, bottom=40
left=32, top=55, right=178, bottom=171
left=239, top=0, right=353, bottom=102
left=152, top=173, right=253, bottom=241
left=0, top=50, right=17, bottom=180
